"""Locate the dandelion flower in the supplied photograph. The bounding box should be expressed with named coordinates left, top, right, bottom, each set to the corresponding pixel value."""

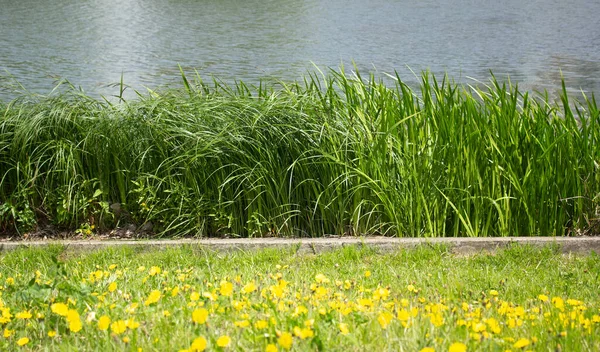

left=293, top=326, right=314, bottom=339
left=144, top=290, right=161, bottom=306
left=234, top=320, right=250, bottom=328
left=17, top=337, right=29, bottom=346
left=552, top=297, right=564, bottom=310
left=255, top=320, right=269, bottom=329
left=265, top=344, right=278, bottom=352
left=66, top=309, right=82, bottom=332
left=339, top=323, right=350, bottom=335
left=513, top=338, right=530, bottom=349
left=278, top=332, right=293, bottom=350
left=448, top=342, right=467, bottom=352
left=315, top=274, right=330, bottom=283
left=111, top=320, right=127, bottom=335
left=191, top=336, right=207, bottom=351
left=216, top=335, right=231, bottom=347
left=15, top=311, right=32, bottom=319
left=51, top=303, right=69, bottom=316
left=219, top=281, right=233, bottom=297
left=242, top=281, right=257, bottom=293
left=98, top=315, right=111, bottom=331
left=149, top=266, right=161, bottom=276
left=192, top=308, right=208, bottom=324
left=377, top=312, right=394, bottom=329
left=420, top=348, right=435, bottom=352
left=108, top=282, right=117, bottom=293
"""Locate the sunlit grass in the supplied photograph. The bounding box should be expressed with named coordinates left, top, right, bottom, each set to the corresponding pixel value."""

left=0, top=244, right=599, bottom=350
left=1, top=68, right=599, bottom=237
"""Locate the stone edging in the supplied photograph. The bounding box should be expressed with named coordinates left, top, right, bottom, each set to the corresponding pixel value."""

left=1, top=237, right=599, bottom=255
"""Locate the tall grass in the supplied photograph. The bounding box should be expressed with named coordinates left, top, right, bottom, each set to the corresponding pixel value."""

left=1, top=69, right=599, bottom=237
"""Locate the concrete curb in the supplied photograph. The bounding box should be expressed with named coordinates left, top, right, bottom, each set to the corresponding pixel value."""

left=1, top=237, right=599, bottom=255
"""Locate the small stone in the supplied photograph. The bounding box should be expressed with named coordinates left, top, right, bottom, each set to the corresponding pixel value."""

left=140, top=222, right=153, bottom=232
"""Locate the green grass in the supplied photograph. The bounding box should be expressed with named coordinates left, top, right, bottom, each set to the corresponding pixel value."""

left=1, top=68, right=599, bottom=237
left=0, top=245, right=599, bottom=351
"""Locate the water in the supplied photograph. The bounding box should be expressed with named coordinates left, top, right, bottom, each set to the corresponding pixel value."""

left=1, top=0, right=600, bottom=100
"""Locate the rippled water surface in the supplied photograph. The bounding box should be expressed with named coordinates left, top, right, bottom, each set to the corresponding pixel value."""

left=1, top=0, right=599, bottom=99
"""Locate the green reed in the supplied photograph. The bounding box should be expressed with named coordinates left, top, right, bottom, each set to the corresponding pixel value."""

left=1, top=69, right=598, bottom=237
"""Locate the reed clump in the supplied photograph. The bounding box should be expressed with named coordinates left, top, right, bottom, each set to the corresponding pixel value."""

left=1, top=69, right=599, bottom=237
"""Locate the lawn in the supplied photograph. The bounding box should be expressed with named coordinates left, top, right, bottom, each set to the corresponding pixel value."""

left=1, top=244, right=599, bottom=351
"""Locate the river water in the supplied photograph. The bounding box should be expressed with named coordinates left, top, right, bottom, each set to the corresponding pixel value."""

left=1, top=0, right=599, bottom=100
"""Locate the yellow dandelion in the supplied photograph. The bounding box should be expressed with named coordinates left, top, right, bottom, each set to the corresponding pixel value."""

left=149, top=266, right=161, bottom=276
left=234, top=320, right=250, bottom=328
left=98, top=315, right=111, bottom=331
left=315, top=273, right=330, bottom=283
left=111, top=320, right=127, bottom=335
left=242, top=281, right=257, bottom=293
left=420, top=348, right=435, bottom=352
left=51, top=303, right=69, bottom=316
left=448, top=342, right=467, bottom=352
left=255, top=320, right=269, bottom=329
left=48, top=330, right=57, bottom=337
left=4, top=329, right=14, bottom=338
left=552, top=297, right=564, bottom=310
left=17, top=337, right=29, bottom=346
left=293, top=326, right=314, bottom=339
left=266, top=344, right=278, bottom=352
left=377, top=312, right=394, bottom=329
left=125, top=318, right=140, bottom=329
left=108, top=282, right=117, bottom=293
left=15, top=311, right=32, bottom=319
left=219, top=281, right=233, bottom=297
left=398, top=309, right=410, bottom=322
left=192, top=308, right=208, bottom=324
left=66, top=309, right=82, bottom=332
left=144, top=290, right=161, bottom=306
left=191, top=336, right=207, bottom=351
left=278, top=332, right=293, bottom=350
left=364, top=271, right=371, bottom=278
left=513, top=338, right=530, bottom=349
left=216, top=335, right=231, bottom=347
left=339, top=323, right=350, bottom=335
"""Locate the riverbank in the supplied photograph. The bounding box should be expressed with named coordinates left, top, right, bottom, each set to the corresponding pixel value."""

left=1, top=70, right=599, bottom=238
